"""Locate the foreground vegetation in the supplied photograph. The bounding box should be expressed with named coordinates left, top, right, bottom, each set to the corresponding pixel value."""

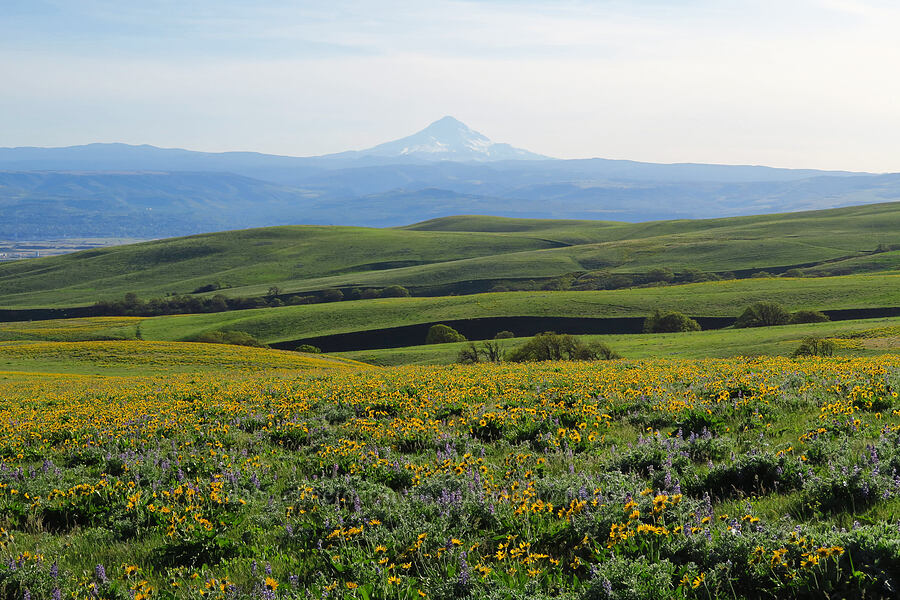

left=0, top=352, right=899, bottom=598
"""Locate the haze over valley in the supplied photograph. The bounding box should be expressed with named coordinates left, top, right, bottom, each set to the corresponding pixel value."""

left=2, top=116, right=898, bottom=241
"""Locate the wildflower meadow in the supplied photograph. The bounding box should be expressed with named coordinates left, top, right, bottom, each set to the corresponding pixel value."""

left=0, top=355, right=899, bottom=598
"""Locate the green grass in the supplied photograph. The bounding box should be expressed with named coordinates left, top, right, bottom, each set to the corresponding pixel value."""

left=336, top=316, right=900, bottom=365
left=0, top=339, right=363, bottom=376
left=1, top=201, right=897, bottom=308
left=135, top=273, right=900, bottom=344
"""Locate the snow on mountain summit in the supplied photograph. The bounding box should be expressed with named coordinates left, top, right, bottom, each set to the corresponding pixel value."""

left=349, top=116, right=548, bottom=162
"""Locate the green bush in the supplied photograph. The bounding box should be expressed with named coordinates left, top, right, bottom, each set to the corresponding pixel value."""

left=790, top=309, right=830, bottom=324
left=642, top=310, right=701, bottom=333
left=792, top=336, right=836, bottom=357
left=320, top=289, right=344, bottom=302
left=494, top=330, right=515, bottom=339
left=734, top=302, right=791, bottom=328
left=426, top=324, right=467, bottom=344
left=457, top=341, right=505, bottom=364
left=295, top=344, right=321, bottom=354
left=381, top=285, right=411, bottom=298
left=507, top=332, right=619, bottom=362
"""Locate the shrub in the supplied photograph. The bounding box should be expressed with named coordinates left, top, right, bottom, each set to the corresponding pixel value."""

left=320, top=289, right=344, bottom=302
left=507, top=332, right=619, bottom=362
left=381, top=285, right=411, bottom=298
left=642, top=310, right=701, bottom=333
left=456, top=341, right=505, bottom=363
left=494, top=330, right=515, bottom=339
left=792, top=336, right=836, bottom=357
left=360, top=288, right=382, bottom=299
left=645, top=267, right=675, bottom=283
left=790, top=310, right=830, bottom=324
left=456, top=343, right=480, bottom=364
left=426, top=324, right=467, bottom=344
left=192, top=330, right=266, bottom=347
left=296, top=344, right=321, bottom=354
left=734, top=302, right=791, bottom=328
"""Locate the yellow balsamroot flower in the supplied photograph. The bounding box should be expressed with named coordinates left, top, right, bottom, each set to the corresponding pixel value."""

left=264, top=577, right=278, bottom=590
left=388, top=575, right=402, bottom=585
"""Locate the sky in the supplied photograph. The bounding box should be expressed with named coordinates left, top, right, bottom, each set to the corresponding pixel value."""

left=2, top=0, right=899, bottom=171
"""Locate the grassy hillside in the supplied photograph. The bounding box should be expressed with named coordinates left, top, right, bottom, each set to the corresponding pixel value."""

left=0, top=225, right=557, bottom=308
left=0, top=202, right=897, bottom=308
left=136, top=274, right=900, bottom=345
left=337, top=316, right=900, bottom=365
left=0, top=340, right=363, bottom=376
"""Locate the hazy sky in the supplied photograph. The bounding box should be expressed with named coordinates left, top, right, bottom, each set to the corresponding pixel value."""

left=2, top=0, right=899, bottom=171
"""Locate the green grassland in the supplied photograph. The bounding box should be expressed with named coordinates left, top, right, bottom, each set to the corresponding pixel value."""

left=337, top=317, right=900, bottom=365
left=1, top=202, right=898, bottom=308
left=0, top=316, right=143, bottom=342
left=134, top=274, right=900, bottom=345
left=0, top=339, right=363, bottom=376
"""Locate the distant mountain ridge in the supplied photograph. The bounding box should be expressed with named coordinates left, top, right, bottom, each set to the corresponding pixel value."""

left=0, top=117, right=897, bottom=240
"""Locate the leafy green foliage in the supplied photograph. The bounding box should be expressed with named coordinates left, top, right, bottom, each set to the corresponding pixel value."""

left=643, top=310, right=702, bottom=333
left=735, top=302, right=792, bottom=328
left=507, top=332, right=619, bottom=362
left=426, top=324, right=467, bottom=344
left=792, top=336, right=836, bottom=357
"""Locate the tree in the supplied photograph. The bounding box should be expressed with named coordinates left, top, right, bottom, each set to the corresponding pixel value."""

left=645, top=268, right=675, bottom=284
left=426, top=324, right=467, bottom=344
left=494, top=330, right=515, bottom=340
left=456, top=343, right=480, bottom=364
left=320, top=289, right=344, bottom=303
left=507, top=332, right=619, bottom=362
left=734, top=302, right=791, bottom=328
left=643, top=310, right=701, bottom=333
left=792, top=336, right=836, bottom=357
left=481, top=340, right=504, bottom=363
left=789, top=310, right=830, bottom=324
left=382, top=285, right=411, bottom=298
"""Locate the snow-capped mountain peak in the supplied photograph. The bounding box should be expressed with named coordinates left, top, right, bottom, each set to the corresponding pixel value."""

left=348, top=116, right=547, bottom=162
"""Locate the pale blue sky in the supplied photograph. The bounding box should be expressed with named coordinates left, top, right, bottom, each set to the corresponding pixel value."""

left=2, top=0, right=899, bottom=171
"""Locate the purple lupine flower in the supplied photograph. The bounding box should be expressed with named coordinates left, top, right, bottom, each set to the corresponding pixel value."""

left=603, top=579, right=613, bottom=596
left=458, top=551, right=470, bottom=586
left=95, top=564, right=107, bottom=583
left=50, top=562, right=58, bottom=578
left=52, top=589, right=61, bottom=600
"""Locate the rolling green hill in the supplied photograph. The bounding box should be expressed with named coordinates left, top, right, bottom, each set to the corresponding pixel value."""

left=336, top=316, right=900, bottom=366
left=0, top=202, right=897, bottom=308
left=135, top=274, right=900, bottom=346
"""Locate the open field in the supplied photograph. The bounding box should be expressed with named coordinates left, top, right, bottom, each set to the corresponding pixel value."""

left=0, top=340, right=362, bottom=376
left=0, top=317, right=144, bottom=342
left=0, top=202, right=897, bottom=308
left=338, top=317, right=900, bottom=366
left=0, top=356, right=899, bottom=598
left=133, top=274, right=900, bottom=346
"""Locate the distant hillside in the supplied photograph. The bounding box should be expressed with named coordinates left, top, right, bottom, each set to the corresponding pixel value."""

left=3, top=117, right=897, bottom=239
left=0, top=171, right=319, bottom=238
left=0, top=202, right=897, bottom=309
